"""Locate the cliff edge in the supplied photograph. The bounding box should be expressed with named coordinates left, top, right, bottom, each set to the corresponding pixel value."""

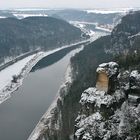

left=75, top=62, right=140, bottom=140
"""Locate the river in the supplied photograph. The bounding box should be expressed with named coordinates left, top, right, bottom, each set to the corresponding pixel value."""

left=0, top=44, right=84, bottom=140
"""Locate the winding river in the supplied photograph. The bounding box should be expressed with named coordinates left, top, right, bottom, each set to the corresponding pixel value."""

left=0, top=44, right=84, bottom=140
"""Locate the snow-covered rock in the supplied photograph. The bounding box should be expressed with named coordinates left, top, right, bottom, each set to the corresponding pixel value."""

left=130, top=70, right=140, bottom=91
left=75, top=62, right=140, bottom=140
left=130, top=70, right=140, bottom=80
left=96, top=62, right=119, bottom=77
left=80, top=87, right=125, bottom=108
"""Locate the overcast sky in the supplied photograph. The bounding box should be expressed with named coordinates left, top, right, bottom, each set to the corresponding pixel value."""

left=0, top=0, right=140, bottom=9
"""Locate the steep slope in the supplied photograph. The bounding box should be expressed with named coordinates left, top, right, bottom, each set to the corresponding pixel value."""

left=59, top=11, right=140, bottom=139
left=74, top=11, right=140, bottom=140
left=0, top=16, right=83, bottom=65
left=110, top=11, right=140, bottom=70
left=75, top=63, right=140, bottom=140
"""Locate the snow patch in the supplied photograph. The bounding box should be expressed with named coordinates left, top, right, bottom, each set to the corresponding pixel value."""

left=13, top=14, right=48, bottom=19
left=78, top=23, right=85, bottom=28
left=97, top=62, right=119, bottom=77
left=128, top=32, right=140, bottom=38
left=130, top=70, right=140, bottom=80
left=0, top=16, right=6, bottom=18
left=88, top=30, right=95, bottom=36
left=96, top=26, right=112, bottom=32
left=80, top=87, right=125, bottom=108
left=0, top=54, right=36, bottom=90
left=85, top=8, right=133, bottom=14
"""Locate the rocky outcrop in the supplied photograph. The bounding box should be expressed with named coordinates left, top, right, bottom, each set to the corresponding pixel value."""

left=75, top=62, right=140, bottom=140
left=96, top=62, right=119, bottom=93
left=130, top=70, right=140, bottom=93
left=73, top=11, right=140, bottom=140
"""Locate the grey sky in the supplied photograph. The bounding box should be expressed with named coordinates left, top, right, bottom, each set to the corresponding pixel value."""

left=0, top=0, right=140, bottom=9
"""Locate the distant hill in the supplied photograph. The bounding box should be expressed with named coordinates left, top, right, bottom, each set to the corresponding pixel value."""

left=0, top=9, right=123, bottom=25
left=49, top=9, right=123, bottom=25
left=0, top=16, right=83, bottom=64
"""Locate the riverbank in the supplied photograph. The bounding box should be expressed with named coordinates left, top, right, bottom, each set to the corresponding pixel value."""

left=0, top=39, right=89, bottom=105
left=0, top=50, right=40, bottom=71
left=27, top=46, right=85, bottom=140
left=0, top=53, right=38, bottom=104
left=0, top=43, right=87, bottom=140
left=27, top=58, right=75, bottom=140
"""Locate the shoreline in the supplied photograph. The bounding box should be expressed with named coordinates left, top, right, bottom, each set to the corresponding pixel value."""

left=27, top=45, right=85, bottom=140
left=0, top=39, right=89, bottom=105
left=27, top=62, right=74, bottom=140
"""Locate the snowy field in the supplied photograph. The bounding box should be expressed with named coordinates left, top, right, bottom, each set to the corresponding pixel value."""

left=95, top=26, right=112, bottom=32
left=70, top=21, right=112, bottom=35
left=0, top=54, right=36, bottom=90
left=13, top=14, right=48, bottom=19
left=85, top=8, right=134, bottom=14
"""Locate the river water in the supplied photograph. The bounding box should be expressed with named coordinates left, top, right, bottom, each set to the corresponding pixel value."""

left=0, top=44, right=84, bottom=140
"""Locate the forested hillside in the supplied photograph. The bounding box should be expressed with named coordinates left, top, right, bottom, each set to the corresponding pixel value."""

left=48, top=11, right=140, bottom=140
left=110, top=11, right=140, bottom=70
left=73, top=11, right=140, bottom=140
left=0, top=16, right=83, bottom=64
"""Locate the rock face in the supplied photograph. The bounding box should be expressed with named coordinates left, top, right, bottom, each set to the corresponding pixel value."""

left=74, top=62, right=140, bottom=140
left=130, top=70, right=140, bottom=93
left=96, top=62, right=119, bottom=93
left=96, top=71, right=109, bottom=92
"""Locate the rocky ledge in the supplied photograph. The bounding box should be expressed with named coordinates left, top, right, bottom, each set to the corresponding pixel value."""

left=75, top=62, right=140, bottom=140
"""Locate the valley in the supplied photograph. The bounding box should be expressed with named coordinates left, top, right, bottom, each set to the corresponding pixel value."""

left=0, top=7, right=139, bottom=140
